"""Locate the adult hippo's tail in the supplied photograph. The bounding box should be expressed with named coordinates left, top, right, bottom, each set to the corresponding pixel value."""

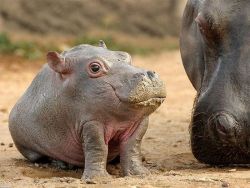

left=180, top=0, right=250, bottom=165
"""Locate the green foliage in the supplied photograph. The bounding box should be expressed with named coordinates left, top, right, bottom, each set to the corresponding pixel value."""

left=0, top=33, right=15, bottom=53
left=0, top=33, right=42, bottom=59
left=73, top=35, right=152, bottom=55
left=0, top=32, right=179, bottom=59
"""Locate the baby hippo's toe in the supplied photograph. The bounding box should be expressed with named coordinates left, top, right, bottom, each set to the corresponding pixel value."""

left=123, top=165, right=151, bottom=177
left=82, top=170, right=112, bottom=184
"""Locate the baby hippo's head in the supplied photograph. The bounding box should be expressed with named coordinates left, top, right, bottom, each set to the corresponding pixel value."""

left=47, top=41, right=166, bottom=119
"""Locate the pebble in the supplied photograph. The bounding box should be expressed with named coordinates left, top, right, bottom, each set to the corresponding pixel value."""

left=0, top=185, right=11, bottom=188
left=34, top=179, right=39, bottom=183
left=0, top=108, right=8, bottom=113
left=59, top=177, right=74, bottom=183
left=221, top=181, right=229, bottom=187
left=165, top=170, right=182, bottom=176
left=228, top=169, right=236, bottom=172
left=8, top=143, right=13, bottom=148
left=13, top=178, right=22, bottom=181
left=0, top=142, right=4, bottom=146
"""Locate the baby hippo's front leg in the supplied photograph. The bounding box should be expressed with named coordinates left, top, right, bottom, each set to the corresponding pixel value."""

left=82, top=121, right=110, bottom=183
left=120, top=117, right=150, bottom=176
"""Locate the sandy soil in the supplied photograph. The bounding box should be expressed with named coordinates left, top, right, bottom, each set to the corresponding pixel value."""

left=0, top=51, right=249, bottom=187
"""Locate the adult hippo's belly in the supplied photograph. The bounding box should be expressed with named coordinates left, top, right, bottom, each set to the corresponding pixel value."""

left=180, top=0, right=250, bottom=165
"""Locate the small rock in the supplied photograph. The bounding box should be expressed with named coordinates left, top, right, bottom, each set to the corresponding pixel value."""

left=221, top=181, right=229, bottom=187
left=8, top=143, right=13, bottom=148
left=59, top=177, right=74, bottom=183
left=34, top=163, right=40, bottom=167
left=0, top=142, right=5, bottom=146
left=146, top=161, right=153, bottom=164
left=142, top=155, right=146, bottom=162
left=34, top=179, right=39, bottom=183
left=228, top=169, right=236, bottom=172
left=165, top=170, right=182, bottom=176
left=66, top=179, right=74, bottom=183
left=0, top=108, right=8, bottom=113
left=0, top=185, right=10, bottom=188
left=85, top=179, right=97, bottom=184
left=13, top=177, right=22, bottom=181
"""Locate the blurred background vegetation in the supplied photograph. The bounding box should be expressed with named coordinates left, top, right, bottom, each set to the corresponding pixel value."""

left=0, top=0, right=185, bottom=59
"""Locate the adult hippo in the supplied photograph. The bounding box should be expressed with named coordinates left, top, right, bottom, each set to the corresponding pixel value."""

left=180, top=0, right=250, bottom=165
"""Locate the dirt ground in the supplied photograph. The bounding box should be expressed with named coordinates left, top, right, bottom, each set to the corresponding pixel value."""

left=1, top=51, right=250, bottom=188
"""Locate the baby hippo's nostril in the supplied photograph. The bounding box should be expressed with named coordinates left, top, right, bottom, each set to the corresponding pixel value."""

left=133, top=72, right=145, bottom=79
left=147, top=71, right=155, bottom=80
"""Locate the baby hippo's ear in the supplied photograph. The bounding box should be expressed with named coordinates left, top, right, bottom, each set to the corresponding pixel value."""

left=47, top=51, right=71, bottom=74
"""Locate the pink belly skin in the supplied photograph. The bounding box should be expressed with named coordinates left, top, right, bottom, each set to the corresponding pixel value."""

left=49, top=120, right=141, bottom=166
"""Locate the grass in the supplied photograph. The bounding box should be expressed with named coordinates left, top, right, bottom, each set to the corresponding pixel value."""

left=0, top=33, right=42, bottom=59
left=73, top=35, right=153, bottom=55
left=0, top=32, right=179, bottom=59
left=0, top=33, right=60, bottom=59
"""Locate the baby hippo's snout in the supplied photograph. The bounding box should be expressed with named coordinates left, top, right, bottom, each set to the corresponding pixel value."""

left=128, top=70, right=166, bottom=108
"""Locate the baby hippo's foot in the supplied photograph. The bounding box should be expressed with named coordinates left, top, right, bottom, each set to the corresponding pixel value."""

left=82, top=170, right=112, bottom=184
left=123, top=164, right=150, bottom=177
left=50, top=159, right=77, bottom=170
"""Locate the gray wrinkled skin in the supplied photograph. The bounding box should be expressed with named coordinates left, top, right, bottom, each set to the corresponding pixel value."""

left=180, top=0, right=250, bottom=165
left=9, top=41, right=166, bottom=182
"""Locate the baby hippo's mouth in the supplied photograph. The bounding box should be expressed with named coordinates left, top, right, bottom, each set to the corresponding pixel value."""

left=134, top=97, right=166, bottom=107
left=128, top=79, right=166, bottom=108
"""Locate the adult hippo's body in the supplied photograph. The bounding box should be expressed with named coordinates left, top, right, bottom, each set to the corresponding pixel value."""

left=180, top=0, right=250, bottom=164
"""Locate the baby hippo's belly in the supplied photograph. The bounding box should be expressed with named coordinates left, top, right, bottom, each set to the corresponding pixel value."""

left=49, top=137, right=85, bottom=167
left=22, top=122, right=138, bottom=167
left=44, top=136, right=120, bottom=167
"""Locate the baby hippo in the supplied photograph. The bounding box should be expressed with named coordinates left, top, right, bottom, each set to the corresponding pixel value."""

left=9, top=41, right=166, bottom=181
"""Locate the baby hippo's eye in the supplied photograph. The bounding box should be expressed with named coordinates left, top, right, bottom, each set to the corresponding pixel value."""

left=89, top=62, right=101, bottom=73
left=87, top=61, right=108, bottom=78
